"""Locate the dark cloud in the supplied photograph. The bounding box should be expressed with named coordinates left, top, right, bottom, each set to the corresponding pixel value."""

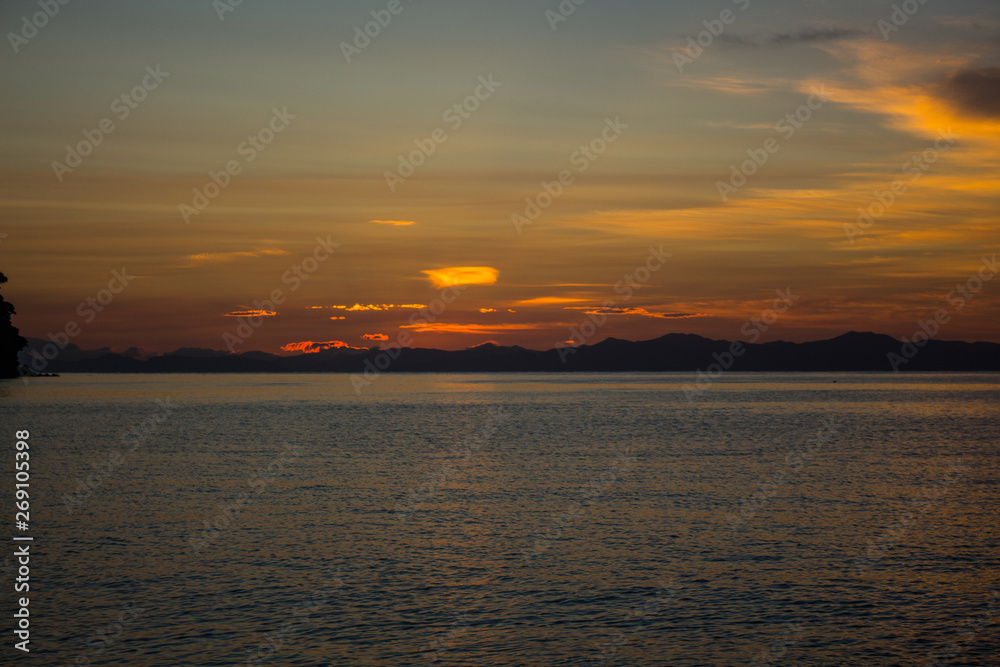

left=938, top=67, right=1000, bottom=118
left=769, top=27, right=866, bottom=45
left=716, top=33, right=759, bottom=47
left=578, top=307, right=708, bottom=319
left=655, top=312, right=709, bottom=319
left=720, top=27, right=865, bottom=47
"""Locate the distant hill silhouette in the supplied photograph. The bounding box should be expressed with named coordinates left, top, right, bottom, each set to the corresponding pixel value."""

left=17, top=332, right=1000, bottom=374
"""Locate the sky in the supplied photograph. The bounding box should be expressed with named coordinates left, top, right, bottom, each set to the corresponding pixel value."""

left=1, top=0, right=998, bottom=355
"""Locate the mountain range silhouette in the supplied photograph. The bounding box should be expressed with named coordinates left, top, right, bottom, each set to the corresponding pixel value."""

left=19, top=331, right=1000, bottom=374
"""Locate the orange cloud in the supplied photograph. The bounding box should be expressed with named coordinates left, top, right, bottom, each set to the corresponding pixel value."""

left=362, top=333, right=389, bottom=341
left=346, top=303, right=427, bottom=311
left=422, top=266, right=499, bottom=289
left=479, top=308, right=498, bottom=313
left=370, top=219, right=416, bottom=226
left=401, top=322, right=548, bottom=334
left=812, top=39, right=1000, bottom=146
left=517, top=297, right=586, bottom=306
left=317, top=304, right=428, bottom=311
left=281, top=340, right=356, bottom=354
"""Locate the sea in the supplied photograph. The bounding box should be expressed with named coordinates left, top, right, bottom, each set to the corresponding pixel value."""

left=1, top=373, right=998, bottom=666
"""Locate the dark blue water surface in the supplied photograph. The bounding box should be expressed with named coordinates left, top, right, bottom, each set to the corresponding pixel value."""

left=1, top=373, right=997, bottom=665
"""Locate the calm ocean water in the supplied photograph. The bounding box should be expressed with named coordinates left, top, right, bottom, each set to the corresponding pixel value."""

left=1, top=373, right=998, bottom=666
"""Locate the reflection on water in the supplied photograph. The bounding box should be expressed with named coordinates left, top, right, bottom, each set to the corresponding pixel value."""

left=1, top=373, right=998, bottom=665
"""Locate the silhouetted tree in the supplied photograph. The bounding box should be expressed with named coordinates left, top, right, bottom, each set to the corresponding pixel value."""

left=0, top=271, right=28, bottom=378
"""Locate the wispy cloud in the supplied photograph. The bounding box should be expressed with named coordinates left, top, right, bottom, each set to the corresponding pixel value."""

left=185, top=248, right=290, bottom=266
left=370, top=220, right=416, bottom=226
left=809, top=39, right=978, bottom=138
left=665, top=73, right=796, bottom=96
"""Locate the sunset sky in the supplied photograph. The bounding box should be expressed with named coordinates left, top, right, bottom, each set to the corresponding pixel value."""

left=1, top=0, right=998, bottom=354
